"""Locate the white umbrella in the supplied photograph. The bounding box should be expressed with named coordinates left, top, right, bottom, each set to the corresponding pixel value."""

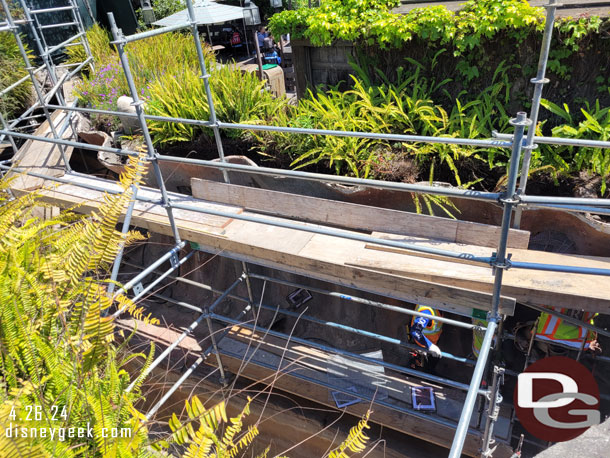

left=152, top=0, right=246, bottom=27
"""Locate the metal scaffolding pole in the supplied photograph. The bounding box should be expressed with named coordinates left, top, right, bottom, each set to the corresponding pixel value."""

left=184, top=0, right=229, bottom=183
left=107, top=12, right=182, bottom=244
left=514, top=0, right=558, bottom=228
left=0, top=0, right=71, bottom=171
left=125, top=273, right=245, bottom=392
left=449, top=112, right=529, bottom=458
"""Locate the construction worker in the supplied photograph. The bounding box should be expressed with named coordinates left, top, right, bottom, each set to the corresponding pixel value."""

left=535, top=308, right=601, bottom=352
left=409, top=305, right=443, bottom=360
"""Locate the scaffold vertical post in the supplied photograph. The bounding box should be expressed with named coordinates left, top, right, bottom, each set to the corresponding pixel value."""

left=1, top=0, right=72, bottom=171
left=107, top=12, right=182, bottom=244
left=184, top=0, right=229, bottom=183
left=514, top=0, right=558, bottom=228
left=449, top=111, right=529, bottom=458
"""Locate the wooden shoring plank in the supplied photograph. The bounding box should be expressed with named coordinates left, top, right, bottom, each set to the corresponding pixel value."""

left=191, top=178, right=530, bottom=249
left=194, top=220, right=516, bottom=316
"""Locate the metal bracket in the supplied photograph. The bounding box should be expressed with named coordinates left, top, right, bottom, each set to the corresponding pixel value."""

left=169, top=252, right=180, bottom=269
left=491, top=252, right=513, bottom=272
left=133, top=282, right=144, bottom=296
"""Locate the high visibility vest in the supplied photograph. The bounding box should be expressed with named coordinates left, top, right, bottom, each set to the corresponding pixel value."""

left=472, top=319, right=487, bottom=358
left=536, top=308, right=597, bottom=349
left=411, top=305, right=443, bottom=345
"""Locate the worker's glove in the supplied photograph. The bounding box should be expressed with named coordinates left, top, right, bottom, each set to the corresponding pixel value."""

left=428, top=343, right=442, bottom=358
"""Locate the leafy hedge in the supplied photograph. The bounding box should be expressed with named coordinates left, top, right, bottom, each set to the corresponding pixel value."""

left=268, top=0, right=544, bottom=49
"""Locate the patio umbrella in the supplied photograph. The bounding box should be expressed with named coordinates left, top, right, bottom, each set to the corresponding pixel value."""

left=152, top=0, right=246, bottom=28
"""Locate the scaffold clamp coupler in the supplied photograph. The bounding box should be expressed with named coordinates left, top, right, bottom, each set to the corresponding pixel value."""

left=491, top=253, right=512, bottom=271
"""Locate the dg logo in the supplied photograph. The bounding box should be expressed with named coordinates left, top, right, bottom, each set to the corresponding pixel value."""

left=514, top=356, right=600, bottom=442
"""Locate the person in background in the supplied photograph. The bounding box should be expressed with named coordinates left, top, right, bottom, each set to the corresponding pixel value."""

left=535, top=307, right=601, bottom=353
left=257, top=26, right=269, bottom=49
left=408, top=305, right=443, bottom=372
left=263, top=46, right=281, bottom=66
left=229, top=25, right=243, bottom=50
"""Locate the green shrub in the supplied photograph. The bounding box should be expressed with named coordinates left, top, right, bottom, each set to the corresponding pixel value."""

left=152, top=0, right=185, bottom=19
left=146, top=64, right=286, bottom=144
left=0, top=32, right=32, bottom=120
left=66, top=23, right=114, bottom=66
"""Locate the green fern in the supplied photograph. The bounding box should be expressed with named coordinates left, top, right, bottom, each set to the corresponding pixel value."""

left=328, top=411, right=371, bottom=458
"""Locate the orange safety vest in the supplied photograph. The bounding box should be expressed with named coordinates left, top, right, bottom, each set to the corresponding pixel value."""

left=536, top=308, right=597, bottom=349
left=411, top=305, right=443, bottom=345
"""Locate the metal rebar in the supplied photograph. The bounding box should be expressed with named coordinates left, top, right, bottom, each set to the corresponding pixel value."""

left=514, top=0, right=558, bottom=228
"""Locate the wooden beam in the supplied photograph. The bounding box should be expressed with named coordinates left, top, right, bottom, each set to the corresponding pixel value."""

left=191, top=178, right=530, bottom=249
left=21, top=173, right=610, bottom=315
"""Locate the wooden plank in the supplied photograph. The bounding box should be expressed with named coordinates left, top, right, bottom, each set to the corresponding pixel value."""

left=9, top=110, right=74, bottom=190
left=12, top=174, right=244, bottom=238
left=213, top=327, right=514, bottom=458
left=18, top=172, right=610, bottom=315
left=191, top=178, right=530, bottom=248
left=348, top=233, right=610, bottom=312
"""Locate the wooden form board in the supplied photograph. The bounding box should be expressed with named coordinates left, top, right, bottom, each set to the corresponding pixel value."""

left=191, top=178, right=530, bottom=249
left=9, top=110, right=74, bottom=191
left=212, top=326, right=514, bottom=458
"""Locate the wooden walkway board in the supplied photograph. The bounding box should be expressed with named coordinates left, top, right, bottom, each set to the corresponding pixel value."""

left=9, top=110, right=74, bottom=191
left=352, top=232, right=610, bottom=312
left=212, top=326, right=515, bottom=458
